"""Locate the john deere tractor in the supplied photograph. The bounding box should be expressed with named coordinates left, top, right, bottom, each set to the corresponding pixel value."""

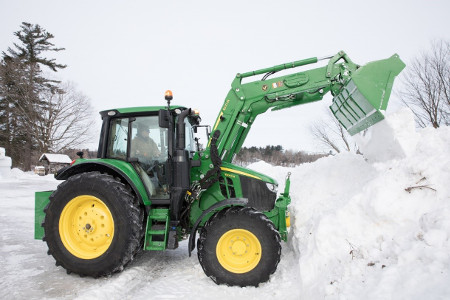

left=35, top=51, right=405, bottom=286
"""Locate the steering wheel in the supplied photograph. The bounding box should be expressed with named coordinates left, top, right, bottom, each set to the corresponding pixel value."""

left=145, top=160, right=167, bottom=186
left=146, top=160, right=159, bottom=176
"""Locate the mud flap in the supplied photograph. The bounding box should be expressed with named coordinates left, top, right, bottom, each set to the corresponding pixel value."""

left=35, top=191, right=53, bottom=240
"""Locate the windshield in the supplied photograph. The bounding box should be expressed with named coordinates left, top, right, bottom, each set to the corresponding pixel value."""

left=107, top=116, right=168, bottom=162
left=130, top=116, right=168, bottom=163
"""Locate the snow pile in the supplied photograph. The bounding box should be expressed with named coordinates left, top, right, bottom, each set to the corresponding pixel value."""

left=248, top=109, right=450, bottom=299
left=0, top=147, right=12, bottom=178
left=10, top=167, right=39, bottom=179
left=354, top=108, right=420, bottom=162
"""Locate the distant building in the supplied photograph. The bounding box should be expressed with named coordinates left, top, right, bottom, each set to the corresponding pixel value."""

left=38, top=153, right=72, bottom=175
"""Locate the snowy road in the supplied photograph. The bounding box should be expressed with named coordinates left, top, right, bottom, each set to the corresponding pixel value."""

left=0, top=172, right=301, bottom=300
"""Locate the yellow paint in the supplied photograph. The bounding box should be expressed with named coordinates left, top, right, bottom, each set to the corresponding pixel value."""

left=213, top=112, right=224, bottom=131
left=222, top=99, right=230, bottom=112
left=220, top=167, right=261, bottom=180
left=216, top=229, right=262, bottom=274
left=224, top=173, right=236, bottom=179
left=59, top=195, right=114, bottom=259
left=286, top=211, right=291, bottom=228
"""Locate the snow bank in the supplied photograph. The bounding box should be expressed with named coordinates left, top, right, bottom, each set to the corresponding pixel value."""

left=248, top=109, right=450, bottom=299
left=0, top=147, right=12, bottom=178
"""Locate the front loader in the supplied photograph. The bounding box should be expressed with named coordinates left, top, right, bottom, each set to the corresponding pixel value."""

left=35, top=51, right=405, bottom=286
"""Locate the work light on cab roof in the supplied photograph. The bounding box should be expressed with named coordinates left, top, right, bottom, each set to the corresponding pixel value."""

left=165, top=90, right=173, bottom=101
left=165, top=90, right=173, bottom=108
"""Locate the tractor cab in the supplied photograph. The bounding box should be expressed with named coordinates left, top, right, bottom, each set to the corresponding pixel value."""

left=99, top=105, right=199, bottom=206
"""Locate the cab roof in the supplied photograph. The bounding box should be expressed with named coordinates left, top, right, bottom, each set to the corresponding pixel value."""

left=99, top=106, right=187, bottom=117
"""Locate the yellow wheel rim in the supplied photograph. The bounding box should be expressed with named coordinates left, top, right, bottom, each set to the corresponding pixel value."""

left=59, top=195, right=114, bottom=259
left=216, top=229, right=262, bottom=274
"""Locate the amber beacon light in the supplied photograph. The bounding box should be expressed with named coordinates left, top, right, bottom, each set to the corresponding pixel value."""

left=165, top=90, right=173, bottom=101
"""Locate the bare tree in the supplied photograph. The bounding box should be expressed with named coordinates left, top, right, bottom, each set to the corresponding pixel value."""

left=37, top=82, right=96, bottom=153
left=310, top=109, right=358, bottom=154
left=400, top=40, right=450, bottom=128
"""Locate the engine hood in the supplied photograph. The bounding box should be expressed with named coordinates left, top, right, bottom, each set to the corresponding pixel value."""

left=220, top=162, right=277, bottom=185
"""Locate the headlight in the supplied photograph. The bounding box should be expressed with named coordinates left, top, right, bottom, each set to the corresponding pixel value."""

left=266, top=182, right=278, bottom=193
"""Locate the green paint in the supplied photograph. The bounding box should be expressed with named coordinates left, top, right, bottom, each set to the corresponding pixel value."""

left=330, top=54, right=405, bottom=135
left=220, top=162, right=277, bottom=184
left=72, top=159, right=151, bottom=205
left=206, top=52, right=404, bottom=163
left=144, top=208, right=169, bottom=250
left=99, top=105, right=186, bottom=115
left=275, top=173, right=292, bottom=241
left=35, top=191, right=52, bottom=240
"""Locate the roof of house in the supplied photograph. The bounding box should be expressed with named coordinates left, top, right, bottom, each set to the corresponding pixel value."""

left=39, top=153, right=72, bottom=164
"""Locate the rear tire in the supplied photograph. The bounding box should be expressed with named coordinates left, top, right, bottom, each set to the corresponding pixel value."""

left=197, top=207, right=281, bottom=287
left=43, top=172, right=144, bottom=277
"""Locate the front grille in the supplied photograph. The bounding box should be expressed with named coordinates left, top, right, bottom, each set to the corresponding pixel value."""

left=240, top=176, right=276, bottom=211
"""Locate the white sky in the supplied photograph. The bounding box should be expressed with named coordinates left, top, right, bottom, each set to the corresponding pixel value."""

left=1, top=0, right=449, bottom=152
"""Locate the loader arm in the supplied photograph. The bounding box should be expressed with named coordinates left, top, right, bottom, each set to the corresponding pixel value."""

left=208, top=51, right=405, bottom=163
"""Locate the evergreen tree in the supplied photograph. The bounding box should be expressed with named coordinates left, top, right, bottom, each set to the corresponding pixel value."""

left=0, top=56, right=29, bottom=168
left=1, top=22, right=66, bottom=170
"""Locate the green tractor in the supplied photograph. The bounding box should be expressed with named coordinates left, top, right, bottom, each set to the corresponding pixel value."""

left=35, top=51, right=405, bottom=286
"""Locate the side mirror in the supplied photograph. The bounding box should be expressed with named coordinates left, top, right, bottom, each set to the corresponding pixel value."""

left=159, top=109, right=170, bottom=128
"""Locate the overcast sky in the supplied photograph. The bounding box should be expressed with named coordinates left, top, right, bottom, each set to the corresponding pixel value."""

left=1, top=0, right=449, bottom=152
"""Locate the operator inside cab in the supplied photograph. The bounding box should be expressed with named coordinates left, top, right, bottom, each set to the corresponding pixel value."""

left=131, top=122, right=160, bottom=162
left=129, top=119, right=169, bottom=199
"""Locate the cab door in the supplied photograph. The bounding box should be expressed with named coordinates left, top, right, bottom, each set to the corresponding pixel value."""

left=107, top=115, right=170, bottom=201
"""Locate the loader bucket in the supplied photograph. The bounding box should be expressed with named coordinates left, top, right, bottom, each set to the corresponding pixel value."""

left=330, top=54, right=405, bottom=135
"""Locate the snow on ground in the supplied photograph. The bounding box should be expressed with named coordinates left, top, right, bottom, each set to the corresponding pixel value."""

left=1, top=108, right=449, bottom=299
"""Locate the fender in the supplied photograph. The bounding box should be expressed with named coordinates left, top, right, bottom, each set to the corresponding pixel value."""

left=55, top=160, right=151, bottom=206
left=188, top=197, right=248, bottom=256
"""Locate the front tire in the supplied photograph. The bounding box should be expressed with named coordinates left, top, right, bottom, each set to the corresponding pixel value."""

left=197, top=207, right=281, bottom=287
left=43, top=172, right=144, bottom=277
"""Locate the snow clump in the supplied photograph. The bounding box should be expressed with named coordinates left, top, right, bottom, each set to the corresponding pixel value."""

left=0, top=147, right=12, bottom=178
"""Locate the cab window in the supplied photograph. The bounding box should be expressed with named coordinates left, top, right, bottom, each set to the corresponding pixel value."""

left=107, top=118, right=128, bottom=159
